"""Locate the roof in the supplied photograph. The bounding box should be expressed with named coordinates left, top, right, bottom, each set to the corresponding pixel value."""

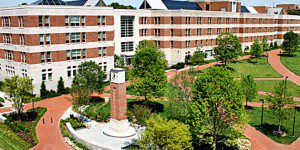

left=32, top=0, right=67, bottom=5
left=140, top=0, right=202, bottom=10
left=65, top=0, right=87, bottom=6
left=241, top=6, right=258, bottom=13
left=268, top=8, right=284, bottom=15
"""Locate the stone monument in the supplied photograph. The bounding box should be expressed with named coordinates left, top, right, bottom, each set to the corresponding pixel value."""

left=103, top=68, right=136, bottom=137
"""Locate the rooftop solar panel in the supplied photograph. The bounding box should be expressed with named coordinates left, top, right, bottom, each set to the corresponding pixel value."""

left=162, top=0, right=202, bottom=10
left=31, top=0, right=67, bottom=5
left=65, top=0, right=88, bottom=6
left=241, top=6, right=250, bottom=13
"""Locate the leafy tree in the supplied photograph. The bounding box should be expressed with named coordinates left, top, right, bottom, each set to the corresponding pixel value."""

left=114, top=55, right=125, bottom=68
left=2, top=76, right=34, bottom=113
left=241, top=75, right=258, bottom=107
left=282, top=31, right=300, bottom=56
left=189, top=67, right=247, bottom=149
left=266, top=80, right=295, bottom=134
left=189, top=49, right=205, bottom=66
left=108, top=2, right=135, bottom=9
left=270, top=42, right=274, bottom=50
left=71, top=61, right=106, bottom=105
left=274, top=41, right=278, bottom=49
left=287, top=9, right=300, bottom=15
left=249, top=39, right=263, bottom=63
left=127, top=104, right=151, bottom=127
left=130, top=40, right=167, bottom=100
left=57, top=77, right=66, bottom=94
left=137, top=115, right=193, bottom=150
left=262, top=37, right=270, bottom=52
left=213, top=32, right=242, bottom=65
left=40, top=81, right=48, bottom=98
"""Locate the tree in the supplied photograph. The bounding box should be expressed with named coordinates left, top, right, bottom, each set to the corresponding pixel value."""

left=71, top=61, right=106, bottom=105
left=266, top=80, right=295, bottom=135
left=262, top=37, right=270, bottom=52
left=282, top=31, right=300, bottom=56
left=57, top=77, right=66, bottom=94
left=241, top=75, right=258, bottom=107
left=249, top=39, right=263, bottom=63
left=287, top=9, right=300, bottom=15
left=114, top=55, right=125, bottom=68
left=130, top=40, right=167, bottom=100
left=137, top=115, right=193, bottom=150
left=189, top=67, right=247, bottom=149
left=127, top=104, right=151, bottom=127
left=2, top=76, right=34, bottom=113
left=270, top=42, right=274, bottom=50
left=213, top=32, right=242, bottom=65
left=274, top=41, right=278, bottom=49
left=189, top=49, right=205, bottom=66
left=108, top=2, right=135, bottom=9
left=40, top=81, right=48, bottom=98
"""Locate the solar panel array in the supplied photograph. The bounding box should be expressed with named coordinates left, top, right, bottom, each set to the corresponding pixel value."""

left=31, top=0, right=67, bottom=5
left=162, top=0, right=202, bottom=10
left=65, top=0, right=88, bottom=6
left=241, top=6, right=250, bottom=13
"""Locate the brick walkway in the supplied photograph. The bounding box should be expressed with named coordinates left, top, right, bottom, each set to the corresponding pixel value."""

left=268, top=50, right=300, bottom=85
left=23, top=95, right=73, bottom=150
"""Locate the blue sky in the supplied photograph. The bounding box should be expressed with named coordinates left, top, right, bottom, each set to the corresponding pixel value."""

left=0, top=0, right=299, bottom=8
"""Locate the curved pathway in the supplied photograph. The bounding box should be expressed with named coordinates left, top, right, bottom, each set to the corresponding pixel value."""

left=268, top=50, right=300, bottom=85
left=23, top=95, right=73, bottom=150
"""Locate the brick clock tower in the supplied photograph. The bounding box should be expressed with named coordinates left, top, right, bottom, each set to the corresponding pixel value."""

left=103, top=68, right=136, bottom=137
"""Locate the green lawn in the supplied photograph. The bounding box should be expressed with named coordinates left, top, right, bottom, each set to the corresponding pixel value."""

left=0, top=123, right=31, bottom=150
left=248, top=107, right=300, bottom=144
left=281, top=51, right=300, bottom=76
left=255, top=80, right=300, bottom=97
left=228, top=57, right=282, bottom=78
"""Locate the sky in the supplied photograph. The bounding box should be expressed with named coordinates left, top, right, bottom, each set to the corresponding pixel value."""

left=0, top=0, right=299, bottom=8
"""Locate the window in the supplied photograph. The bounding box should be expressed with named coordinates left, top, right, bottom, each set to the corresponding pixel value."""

left=21, top=52, right=26, bottom=63
left=259, top=18, right=262, bottom=24
left=41, top=52, right=45, bottom=63
left=217, top=17, right=222, bottom=24
left=154, top=29, right=160, bottom=36
left=171, top=17, right=174, bottom=24
left=226, top=28, right=230, bottom=32
left=121, top=16, right=134, bottom=37
left=211, top=39, right=213, bottom=46
left=42, top=73, right=46, bottom=81
left=39, top=16, right=43, bottom=27
left=18, top=16, right=24, bottom=27
left=206, top=40, right=208, bottom=46
left=200, top=40, right=203, bottom=47
left=48, top=73, right=52, bottom=80
left=186, top=29, right=190, bottom=36
left=5, top=50, right=13, bottom=60
left=98, top=16, right=106, bottom=26
left=46, top=34, right=50, bottom=44
left=71, top=16, right=80, bottom=26
left=45, top=16, right=50, bottom=27
left=142, top=29, right=147, bottom=36
left=186, top=17, right=191, bottom=24
left=217, top=28, right=221, bottom=35
left=67, top=50, right=71, bottom=60
left=233, top=18, right=238, bottom=24
left=20, top=34, right=25, bottom=45
left=245, top=28, right=249, bottom=33
left=39, top=34, right=44, bottom=45
left=253, top=18, right=256, bottom=24
left=142, top=17, right=147, bottom=24
left=121, top=42, right=134, bottom=52
left=274, top=27, right=277, bottom=32
left=226, top=18, right=230, bottom=24
left=208, top=17, right=212, bottom=24
left=3, top=17, right=11, bottom=27
left=81, top=32, right=86, bottom=43
left=82, top=49, right=86, bottom=59
left=71, top=33, right=80, bottom=43
left=72, top=49, right=81, bottom=59
left=170, top=29, right=174, bottom=36
left=197, top=29, right=202, bottom=35
left=246, top=18, right=249, bottom=24
left=47, top=52, right=51, bottom=62
left=206, top=4, right=210, bottom=11
left=155, top=41, right=160, bottom=48
left=66, top=33, right=70, bottom=43
left=65, top=16, right=69, bottom=26
left=185, top=41, right=190, bottom=48
left=81, top=16, right=85, bottom=26
left=195, top=40, right=198, bottom=47
left=197, top=17, right=202, bottom=24
left=98, top=47, right=107, bottom=57
left=170, top=41, right=174, bottom=48
left=154, top=17, right=160, bottom=24
left=208, top=28, right=212, bottom=35
left=98, top=32, right=106, bottom=41
left=5, top=34, right=12, bottom=44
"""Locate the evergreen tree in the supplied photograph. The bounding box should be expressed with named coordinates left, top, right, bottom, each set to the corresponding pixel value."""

left=40, top=81, right=48, bottom=98
left=57, top=77, right=66, bottom=94
left=130, top=40, right=167, bottom=100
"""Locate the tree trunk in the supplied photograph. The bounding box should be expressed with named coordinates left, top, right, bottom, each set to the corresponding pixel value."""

left=213, top=114, right=217, bottom=150
left=278, top=117, right=282, bottom=132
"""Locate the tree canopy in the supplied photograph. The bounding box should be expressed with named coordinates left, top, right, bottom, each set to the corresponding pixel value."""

left=130, top=40, right=167, bottom=100
left=2, top=76, right=33, bottom=113
left=189, top=49, right=205, bottom=66
left=213, top=32, right=242, bottom=65
left=250, top=39, right=264, bottom=62
left=262, top=37, right=270, bottom=52
left=108, top=2, right=135, bottom=9
left=282, top=31, right=300, bottom=56
left=189, top=67, right=247, bottom=149
left=241, top=75, right=258, bottom=106
left=137, top=115, right=193, bottom=150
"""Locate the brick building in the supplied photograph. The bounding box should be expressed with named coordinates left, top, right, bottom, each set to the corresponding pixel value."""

left=0, top=0, right=299, bottom=94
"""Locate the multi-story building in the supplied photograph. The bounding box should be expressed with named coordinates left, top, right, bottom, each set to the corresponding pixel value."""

left=0, top=0, right=299, bottom=94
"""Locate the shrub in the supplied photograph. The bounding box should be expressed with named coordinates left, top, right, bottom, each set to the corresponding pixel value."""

left=0, top=97, right=4, bottom=103
left=64, top=115, right=85, bottom=129
left=170, top=62, right=185, bottom=70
